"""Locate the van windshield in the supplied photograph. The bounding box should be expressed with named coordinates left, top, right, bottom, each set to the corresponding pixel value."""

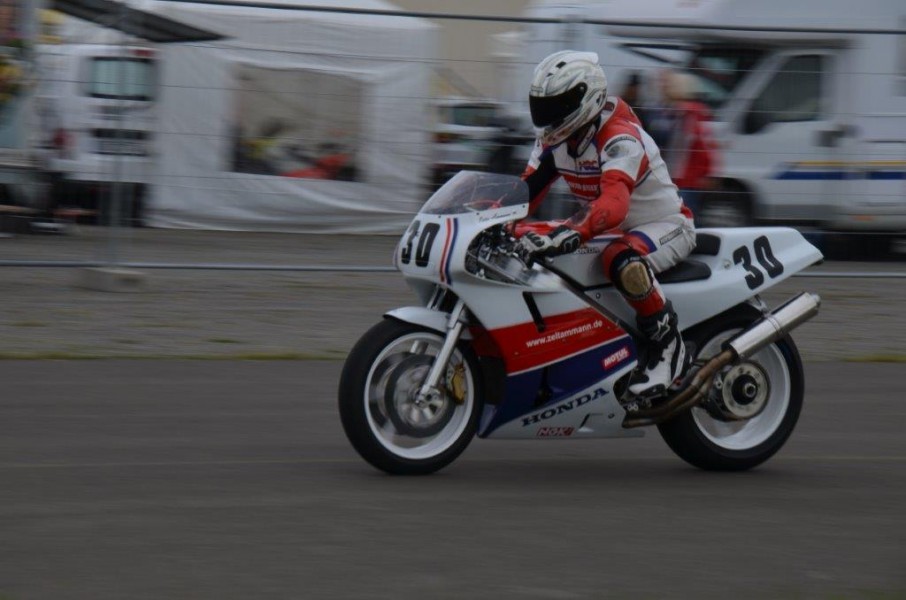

left=89, top=58, right=156, bottom=101
left=686, top=47, right=765, bottom=109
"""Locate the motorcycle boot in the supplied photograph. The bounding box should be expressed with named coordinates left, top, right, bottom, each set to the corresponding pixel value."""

left=628, top=301, right=688, bottom=399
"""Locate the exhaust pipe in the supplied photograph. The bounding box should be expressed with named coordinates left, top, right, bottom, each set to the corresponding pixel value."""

left=725, top=292, right=821, bottom=361
left=623, top=293, right=821, bottom=428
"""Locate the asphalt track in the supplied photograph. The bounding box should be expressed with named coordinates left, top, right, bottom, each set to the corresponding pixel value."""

left=1, top=360, right=904, bottom=599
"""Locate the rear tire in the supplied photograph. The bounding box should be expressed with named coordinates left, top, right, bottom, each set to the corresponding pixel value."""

left=338, top=318, right=483, bottom=475
left=658, top=305, right=804, bottom=471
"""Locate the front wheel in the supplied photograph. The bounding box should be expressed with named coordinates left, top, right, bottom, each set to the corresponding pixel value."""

left=658, top=305, right=805, bottom=471
left=338, top=319, right=483, bottom=475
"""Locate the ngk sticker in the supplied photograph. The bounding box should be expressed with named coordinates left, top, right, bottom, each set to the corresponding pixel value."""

left=537, top=427, right=575, bottom=437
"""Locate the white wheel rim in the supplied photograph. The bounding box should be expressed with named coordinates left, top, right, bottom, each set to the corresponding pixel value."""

left=364, top=332, right=475, bottom=460
left=692, top=329, right=792, bottom=451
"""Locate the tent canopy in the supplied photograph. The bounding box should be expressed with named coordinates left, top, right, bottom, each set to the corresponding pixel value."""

left=137, top=0, right=439, bottom=233
left=51, top=0, right=224, bottom=42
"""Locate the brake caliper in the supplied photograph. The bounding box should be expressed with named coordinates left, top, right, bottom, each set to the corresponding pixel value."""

left=448, top=363, right=467, bottom=404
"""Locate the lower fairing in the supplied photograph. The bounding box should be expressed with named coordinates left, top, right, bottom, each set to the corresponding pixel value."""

left=478, top=337, right=644, bottom=440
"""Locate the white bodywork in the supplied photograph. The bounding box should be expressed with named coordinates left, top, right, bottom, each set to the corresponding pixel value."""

left=390, top=173, right=823, bottom=440
left=569, top=228, right=823, bottom=330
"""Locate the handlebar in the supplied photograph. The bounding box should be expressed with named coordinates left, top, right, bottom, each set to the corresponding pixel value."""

left=466, top=223, right=542, bottom=285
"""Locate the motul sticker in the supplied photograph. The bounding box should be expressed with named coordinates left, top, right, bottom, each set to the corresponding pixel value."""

left=603, top=346, right=630, bottom=370
left=537, top=427, right=575, bottom=437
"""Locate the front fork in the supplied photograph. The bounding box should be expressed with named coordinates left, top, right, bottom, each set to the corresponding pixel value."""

left=414, top=298, right=467, bottom=407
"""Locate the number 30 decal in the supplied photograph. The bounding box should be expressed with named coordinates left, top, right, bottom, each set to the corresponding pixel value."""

left=400, top=220, right=440, bottom=268
left=733, top=236, right=784, bottom=290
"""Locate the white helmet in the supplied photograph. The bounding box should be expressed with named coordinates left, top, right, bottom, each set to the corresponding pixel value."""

left=529, top=50, right=608, bottom=147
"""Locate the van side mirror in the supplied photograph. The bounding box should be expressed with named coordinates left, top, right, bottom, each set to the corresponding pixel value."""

left=743, top=110, right=769, bottom=135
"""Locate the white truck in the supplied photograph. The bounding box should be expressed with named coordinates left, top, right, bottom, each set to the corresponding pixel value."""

left=505, top=0, right=906, bottom=243
left=602, top=0, right=906, bottom=240
left=35, top=39, right=157, bottom=225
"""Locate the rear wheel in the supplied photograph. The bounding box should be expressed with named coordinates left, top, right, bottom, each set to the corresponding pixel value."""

left=658, top=305, right=804, bottom=471
left=338, top=319, right=483, bottom=475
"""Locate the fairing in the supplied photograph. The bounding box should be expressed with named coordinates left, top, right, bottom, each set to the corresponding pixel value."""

left=390, top=172, right=823, bottom=440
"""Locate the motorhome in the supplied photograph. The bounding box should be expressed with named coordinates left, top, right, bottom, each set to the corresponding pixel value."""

left=607, top=0, right=905, bottom=238
left=506, top=0, right=906, bottom=242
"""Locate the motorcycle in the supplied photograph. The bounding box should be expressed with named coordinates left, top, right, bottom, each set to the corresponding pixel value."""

left=338, top=171, right=823, bottom=475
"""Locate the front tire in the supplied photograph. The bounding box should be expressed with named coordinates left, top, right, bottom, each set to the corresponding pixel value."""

left=658, top=305, right=804, bottom=471
left=338, top=319, right=483, bottom=475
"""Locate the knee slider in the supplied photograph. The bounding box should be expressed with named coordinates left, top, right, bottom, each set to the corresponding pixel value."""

left=620, top=259, right=653, bottom=298
left=606, top=245, right=654, bottom=300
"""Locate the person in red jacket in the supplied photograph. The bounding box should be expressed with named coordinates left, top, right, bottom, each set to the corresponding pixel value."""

left=660, top=71, right=719, bottom=214
left=516, top=51, right=697, bottom=398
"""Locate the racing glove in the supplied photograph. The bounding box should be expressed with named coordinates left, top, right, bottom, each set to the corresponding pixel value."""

left=517, top=225, right=582, bottom=260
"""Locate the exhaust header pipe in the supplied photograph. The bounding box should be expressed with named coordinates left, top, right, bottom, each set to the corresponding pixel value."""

left=725, top=292, right=821, bottom=361
left=622, top=292, right=820, bottom=428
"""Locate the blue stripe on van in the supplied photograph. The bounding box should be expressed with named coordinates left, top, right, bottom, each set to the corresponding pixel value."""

left=773, top=169, right=906, bottom=181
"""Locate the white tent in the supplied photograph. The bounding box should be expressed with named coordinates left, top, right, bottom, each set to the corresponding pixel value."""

left=140, top=0, right=438, bottom=233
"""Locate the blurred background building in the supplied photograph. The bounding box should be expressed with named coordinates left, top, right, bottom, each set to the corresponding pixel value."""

left=393, top=0, right=532, bottom=99
left=0, top=0, right=904, bottom=253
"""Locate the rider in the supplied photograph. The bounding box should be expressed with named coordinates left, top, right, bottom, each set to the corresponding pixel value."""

left=516, top=50, right=696, bottom=398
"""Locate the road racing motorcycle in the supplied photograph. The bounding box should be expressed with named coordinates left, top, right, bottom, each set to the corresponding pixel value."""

left=338, top=172, right=823, bottom=475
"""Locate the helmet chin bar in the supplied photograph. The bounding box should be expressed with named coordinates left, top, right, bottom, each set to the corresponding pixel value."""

left=566, top=114, right=602, bottom=156
left=540, top=107, right=603, bottom=150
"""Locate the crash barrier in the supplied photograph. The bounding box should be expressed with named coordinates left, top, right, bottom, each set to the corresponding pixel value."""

left=6, top=2, right=905, bottom=265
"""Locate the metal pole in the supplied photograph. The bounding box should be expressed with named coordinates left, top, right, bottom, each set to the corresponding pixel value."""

left=105, top=0, right=129, bottom=266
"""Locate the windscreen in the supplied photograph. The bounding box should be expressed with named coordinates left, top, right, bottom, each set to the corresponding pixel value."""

left=686, top=47, right=764, bottom=109
left=89, top=58, right=156, bottom=101
left=421, top=171, right=529, bottom=215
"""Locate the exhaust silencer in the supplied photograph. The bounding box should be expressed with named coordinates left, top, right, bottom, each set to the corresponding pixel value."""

left=622, top=292, right=820, bottom=428
left=622, top=292, right=821, bottom=428
left=725, top=292, right=821, bottom=361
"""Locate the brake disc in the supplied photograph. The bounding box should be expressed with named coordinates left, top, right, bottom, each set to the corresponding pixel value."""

left=708, top=361, right=771, bottom=421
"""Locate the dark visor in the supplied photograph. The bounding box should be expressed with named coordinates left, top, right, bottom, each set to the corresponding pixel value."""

left=529, top=83, right=587, bottom=128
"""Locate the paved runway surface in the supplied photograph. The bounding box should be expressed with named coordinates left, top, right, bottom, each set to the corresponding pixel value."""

left=1, top=360, right=904, bottom=599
